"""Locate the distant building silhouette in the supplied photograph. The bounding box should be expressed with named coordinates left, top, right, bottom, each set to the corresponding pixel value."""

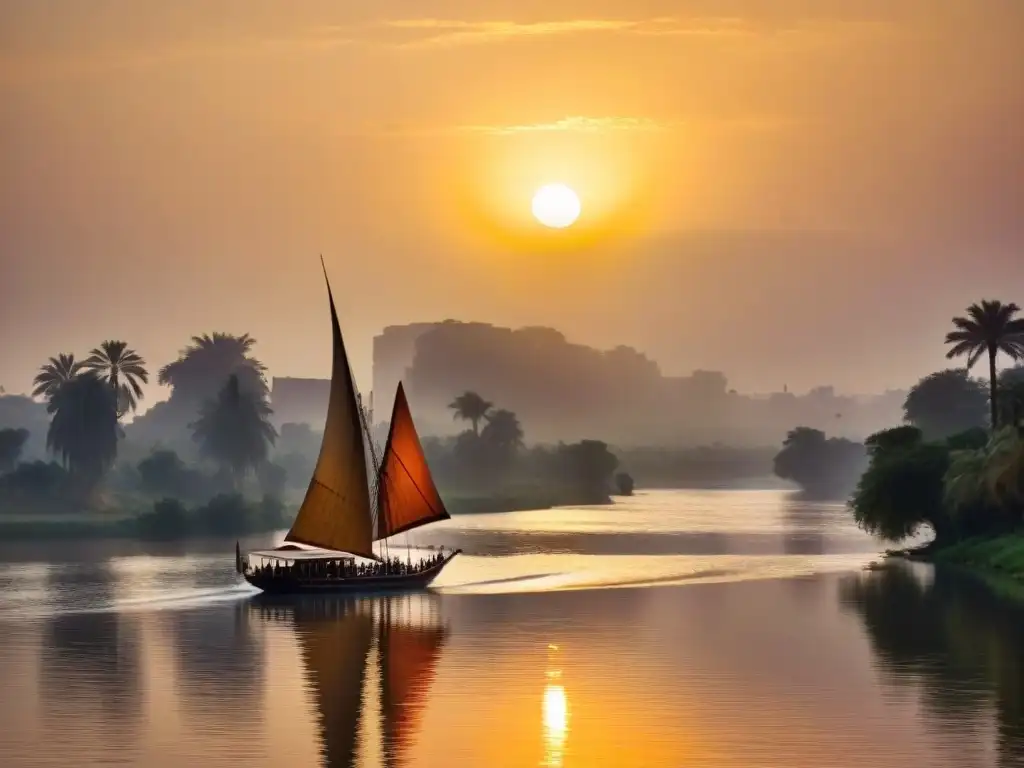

left=253, top=322, right=908, bottom=446
left=372, top=322, right=441, bottom=418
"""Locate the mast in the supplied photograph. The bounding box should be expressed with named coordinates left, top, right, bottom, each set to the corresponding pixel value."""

left=284, top=261, right=376, bottom=559
left=374, top=382, right=451, bottom=541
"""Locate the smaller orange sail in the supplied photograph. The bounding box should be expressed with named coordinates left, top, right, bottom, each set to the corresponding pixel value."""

left=376, top=383, right=450, bottom=540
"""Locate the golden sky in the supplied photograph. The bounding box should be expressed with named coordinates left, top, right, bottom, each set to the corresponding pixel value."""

left=1, top=0, right=1022, bottom=399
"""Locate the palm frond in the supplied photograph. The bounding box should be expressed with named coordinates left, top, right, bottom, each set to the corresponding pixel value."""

left=945, top=340, right=981, bottom=360
left=951, top=316, right=980, bottom=333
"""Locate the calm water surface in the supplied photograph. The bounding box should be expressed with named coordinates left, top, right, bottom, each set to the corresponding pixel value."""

left=0, top=489, right=1020, bottom=767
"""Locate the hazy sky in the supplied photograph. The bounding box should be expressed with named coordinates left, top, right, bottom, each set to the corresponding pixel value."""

left=1, top=0, right=1022, bottom=404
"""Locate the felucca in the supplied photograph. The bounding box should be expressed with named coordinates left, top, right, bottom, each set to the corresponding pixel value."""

left=240, top=264, right=460, bottom=594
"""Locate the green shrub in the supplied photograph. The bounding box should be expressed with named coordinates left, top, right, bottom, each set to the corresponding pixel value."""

left=196, top=493, right=250, bottom=536
left=136, top=498, right=192, bottom=540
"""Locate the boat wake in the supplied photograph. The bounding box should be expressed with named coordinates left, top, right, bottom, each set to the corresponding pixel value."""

left=432, top=552, right=879, bottom=595
left=101, top=584, right=259, bottom=612
left=0, top=583, right=258, bottom=620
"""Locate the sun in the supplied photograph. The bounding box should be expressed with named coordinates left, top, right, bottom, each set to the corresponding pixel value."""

left=531, top=183, right=581, bottom=229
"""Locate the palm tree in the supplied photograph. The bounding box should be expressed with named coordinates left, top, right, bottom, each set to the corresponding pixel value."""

left=982, top=427, right=1024, bottom=508
left=83, top=340, right=149, bottom=416
left=945, top=300, right=1024, bottom=429
left=46, top=372, right=119, bottom=486
left=944, top=446, right=991, bottom=514
left=159, top=332, right=268, bottom=405
left=32, top=354, right=84, bottom=402
left=448, top=391, right=493, bottom=436
left=190, top=374, right=277, bottom=489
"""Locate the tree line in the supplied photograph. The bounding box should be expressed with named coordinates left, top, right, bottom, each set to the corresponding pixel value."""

left=0, top=334, right=278, bottom=504
left=0, top=330, right=628, bottom=529
left=775, top=299, right=1024, bottom=547
left=436, top=390, right=623, bottom=503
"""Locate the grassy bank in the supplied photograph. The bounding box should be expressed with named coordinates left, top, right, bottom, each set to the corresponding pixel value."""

left=0, top=494, right=287, bottom=541
left=444, top=488, right=610, bottom=516
left=928, top=534, right=1024, bottom=581
left=0, top=511, right=286, bottom=542
left=886, top=534, right=1024, bottom=600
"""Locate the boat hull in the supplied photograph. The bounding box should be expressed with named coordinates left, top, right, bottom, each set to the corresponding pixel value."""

left=242, top=550, right=461, bottom=595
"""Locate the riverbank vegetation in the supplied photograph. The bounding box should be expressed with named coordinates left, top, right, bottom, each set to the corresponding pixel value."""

left=845, top=300, right=1024, bottom=576
left=0, top=334, right=627, bottom=539
left=772, top=427, right=867, bottom=498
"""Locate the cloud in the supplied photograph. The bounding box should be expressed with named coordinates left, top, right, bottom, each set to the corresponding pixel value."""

left=459, top=116, right=668, bottom=135
left=377, top=17, right=754, bottom=48
left=0, top=12, right=897, bottom=87
left=354, top=114, right=795, bottom=139
left=455, top=114, right=796, bottom=136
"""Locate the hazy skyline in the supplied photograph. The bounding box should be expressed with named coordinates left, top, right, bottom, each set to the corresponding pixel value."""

left=1, top=1, right=1022, bottom=404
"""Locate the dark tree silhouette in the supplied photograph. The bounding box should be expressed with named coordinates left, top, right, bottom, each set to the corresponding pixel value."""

left=136, top=449, right=204, bottom=499
left=257, top=461, right=288, bottom=497
left=481, top=409, right=523, bottom=450
left=903, top=369, right=989, bottom=440
left=0, top=427, right=29, bottom=473
left=996, top=367, right=1024, bottom=429
left=945, top=300, right=1024, bottom=429
left=46, top=373, right=119, bottom=487
left=32, top=354, right=84, bottom=402
left=159, top=332, right=268, bottom=405
left=190, top=374, right=277, bottom=489
left=83, top=340, right=149, bottom=416
left=773, top=427, right=867, bottom=498
left=0, top=461, right=67, bottom=495
left=448, top=391, right=493, bottom=436
left=865, top=425, right=926, bottom=457
left=850, top=428, right=952, bottom=544
left=557, top=440, right=619, bottom=502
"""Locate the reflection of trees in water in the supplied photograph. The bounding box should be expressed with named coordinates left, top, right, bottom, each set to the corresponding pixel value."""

left=169, top=603, right=263, bottom=722
left=44, top=560, right=120, bottom=612
left=781, top=498, right=827, bottom=555
left=841, top=563, right=1024, bottom=765
left=40, top=560, right=141, bottom=731
left=40, top=609, right=143, bottom=741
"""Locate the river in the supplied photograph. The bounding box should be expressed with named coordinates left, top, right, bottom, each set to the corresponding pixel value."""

left=0, top=489, right=1020, bottom=767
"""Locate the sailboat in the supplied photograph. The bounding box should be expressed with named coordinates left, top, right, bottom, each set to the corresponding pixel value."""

left=240, top=265, right=460, bottom=595
left=250, top=594, right=447, bottom=768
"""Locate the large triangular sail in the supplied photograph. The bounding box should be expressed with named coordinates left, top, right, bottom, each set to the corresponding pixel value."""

left=375, top=382, right=450, bottom=540
left=285, top=267, right=376, bottom=559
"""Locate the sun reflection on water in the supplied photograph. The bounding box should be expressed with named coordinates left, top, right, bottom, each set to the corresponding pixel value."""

left=543, top=644, right=569, bottom=767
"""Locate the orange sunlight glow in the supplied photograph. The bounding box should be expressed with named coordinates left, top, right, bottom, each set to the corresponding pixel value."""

left=448, top=122, right=666, bottom=260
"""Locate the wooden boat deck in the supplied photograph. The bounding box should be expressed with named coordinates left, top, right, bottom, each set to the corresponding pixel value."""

left=242, top=549, right=461, bottom=595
